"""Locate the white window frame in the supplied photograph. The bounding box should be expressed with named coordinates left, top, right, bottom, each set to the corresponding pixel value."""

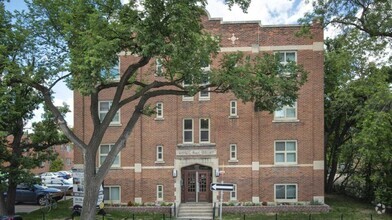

left=155, top=58, right=163, bottom=76
left=274, top=184, right=298, bottom=202
left=274, top=101, right=297, bottom=121
left=230, top=184, right=237, bottom=201
left=230, top=100, right=238, bottom=117
left=157, top=185, right=163, bottom=201
left=229, top=144, right=238, bottom=161
left=199, top=66, right=211, bottom=100
left=182, top=80, right=194, bottom=101
left=274, top=140, right=297, bottom=165
left=156, top=145, right=164, bottom=163
left=104, top=186, right=121, bottom=204
left=199, top=118, right=210, bottom=143
left=183, top=119, right=194, bottom=143
left=99, top=101, right=121, bottom=125
left=99, top=144, right=121, bottom=167
left=155, top=102, right=163, bottom=119
left=276, top=51, right=297, bottom=65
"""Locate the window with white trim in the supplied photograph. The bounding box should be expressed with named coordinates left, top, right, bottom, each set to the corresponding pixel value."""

left=104, top=186, right=120, bottom=203
left=99, top=101, right=120, bottom=125
left=156, top=102, right=163, bottom=119
left=275, top=141, right=297, bottom=165
left=99, top=144, right=120, bottom=167
left=230, top=100, right=237, bottom=117
left=182, top=77, right=194, bottom=101
left=275, top=184, right=297, bottom=202
left=199, top=67, right=210, bottom=100
left=157, top=185, right=163, bottom=201
left=155, top=58, right=163, bottom=76
left=101, top=60, right=120, bottom=81
left=183, top=119, right=193, bottom=143
left=156, top=145, right=163, bottom=162
left=230, top=184, right=237, bottom=201
left=277, top=51, right=296, bottom=64
left=229, top=144, right=237, bottom=161
left=274, top=102, right=297, bottom=120
left=199, top=118, right=210, bottom=143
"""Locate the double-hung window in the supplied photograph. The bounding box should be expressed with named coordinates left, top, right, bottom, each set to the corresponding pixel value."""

left=199, top=65, right=210, bottom=100
left=274, top=102, right=297, bottom=120
left=276, top=51, right=296, bottom=76
left=156, top=145, right=164, bottom=162
left=156, top=102, right=163, bottom=119
left=183, top=119, right=193, bottom=143
left=199, top=118, right=210, bottom=143
left=182, top=77, right=194, bottom=101
left=275, top=141, right=297, bottom=165
left=275, top=184, right=297, bottom=202
left=104, top=186, right=120, bottom=203
left=229, top=144, right=237, bottom=161
left=157, top=185, right=163, bottom=201
left=99, top=144, right=120, bottom=167
left=230, top=100, right=238, bottom=117
left=155, top=58, right=163, bottom=76
left=230, top=184, right=237, bottom=201
left=99, top=101, right=120, bottom=125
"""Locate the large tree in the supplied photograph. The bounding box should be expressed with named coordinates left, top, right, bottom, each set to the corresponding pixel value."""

left=0, top=2, right=69, bottom=215
left=19, top=0, right=308, bottom=218
left=302, top=0, right=392, bottom=204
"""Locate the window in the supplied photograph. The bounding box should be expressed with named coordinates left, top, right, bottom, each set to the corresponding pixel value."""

left=101, top=60, right=120, bottom=81
left=156, top=102, right=163, bottom=119
left=199, top=71, right=210, bottom=100
left=275, top=141, right=297, bottom=165
left=230, top=184, right=237, bottom=201
left=65, top=158, right=72, bottom=166
left=229, top=144, right=237, bottom=161
left=230, top=100, right=237, bottom=117
left=275, top=184, right=297, bottom=202
left=157, top=185, right=163, bottom=201
left=183, top=119, right=193, bottom=143
left=156, top=145, right=163, bottom=162
left=99, top=101, right=120, bottom=125
left=277, top=51, right=296, bottom=64
left=99, top=144, right=120, bottom=167
left=104, top=186, right=120, bottom=203
left=199, top=118, right=210, bottom=143
left=274, top=102, right=297, bottom=120
left=182, top=77, right=194, bottom=101
left=155, top=58, right=163, bottom=76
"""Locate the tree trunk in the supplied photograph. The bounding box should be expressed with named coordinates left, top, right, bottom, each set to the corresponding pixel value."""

left=80, top=150, right=101, bottom=220
left=0, top=193, right=6, bottom=215
left=6, top=181, right=17, bottom=215
left=326, top=147, right=339, bottom=193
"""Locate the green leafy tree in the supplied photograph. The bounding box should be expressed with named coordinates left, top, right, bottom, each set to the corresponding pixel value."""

left=19, top=0, right=309, bottom=218
left=49, top=157, right=64, bottom=172
left=0, top=2, right=69, bottom=215
left=303, top=0, right=392, bottom=205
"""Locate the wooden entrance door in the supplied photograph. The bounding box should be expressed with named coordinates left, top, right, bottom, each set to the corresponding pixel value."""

left=181, top=165, right=212, bottom=203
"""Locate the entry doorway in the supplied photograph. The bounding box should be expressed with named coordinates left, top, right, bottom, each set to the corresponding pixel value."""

left=181, top=164, right=212, bottom=203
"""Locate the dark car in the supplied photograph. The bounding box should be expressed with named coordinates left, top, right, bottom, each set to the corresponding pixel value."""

left=9, top=184, right=63, bottom=205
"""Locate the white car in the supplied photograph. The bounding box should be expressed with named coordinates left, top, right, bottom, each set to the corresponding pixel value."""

left=40, top=172, right=63, bottom=184
left=46, top=178, right=73, bottom=195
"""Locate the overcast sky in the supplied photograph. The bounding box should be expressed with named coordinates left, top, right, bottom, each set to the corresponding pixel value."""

left=7, top=0, right=314, bottom=129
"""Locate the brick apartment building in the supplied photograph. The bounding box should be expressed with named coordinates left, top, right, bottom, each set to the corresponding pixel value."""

left=73, top=12, right=324, bottom=206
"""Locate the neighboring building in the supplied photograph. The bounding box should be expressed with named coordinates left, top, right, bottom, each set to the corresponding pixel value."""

left=73, top=12, right=324, bottom=206
left=32, top=143, right=74, bottom=174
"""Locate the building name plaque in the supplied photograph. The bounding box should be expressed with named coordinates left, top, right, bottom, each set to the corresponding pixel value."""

left=176, top=149, right=217, bottom=156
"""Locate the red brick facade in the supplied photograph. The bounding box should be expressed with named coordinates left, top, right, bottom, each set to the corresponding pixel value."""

left=73, top=13, right=324, bottom=206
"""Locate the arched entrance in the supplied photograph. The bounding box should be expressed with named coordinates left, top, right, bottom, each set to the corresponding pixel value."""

left=181, top=164, right=212, bottom=203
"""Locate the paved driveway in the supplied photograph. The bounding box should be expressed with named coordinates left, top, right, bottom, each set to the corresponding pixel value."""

left=15, top=204, right=41, bottom=214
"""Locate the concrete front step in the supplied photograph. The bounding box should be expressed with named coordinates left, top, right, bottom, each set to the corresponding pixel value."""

left=177, top=203, right=213, bottom=220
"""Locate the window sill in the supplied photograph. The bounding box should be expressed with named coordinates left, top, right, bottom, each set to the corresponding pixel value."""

left=274, top=163, right=298, bottom=167
left=199, top=98, right=210, bottom=101
left=228, top=159, right=238, bottom=163
left=272, top=119, right=299, bottom=123
left=228, top=115, right=239, bottom=119
left=155, top=161, right=165, bottom=164
left=154, top=118, right=164, bottom=121
left=182, top=97, right=194, bottom=101
left=109, top=166, right=121, bottom=169
left=109, top=123, right=122, bottom=127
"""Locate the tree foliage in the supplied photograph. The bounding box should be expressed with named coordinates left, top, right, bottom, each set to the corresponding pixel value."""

left=304, top=0, right=392, bottom=205
left=5, top=0, right=308, bottom=218
left=0, top=2, right=69, bottom=215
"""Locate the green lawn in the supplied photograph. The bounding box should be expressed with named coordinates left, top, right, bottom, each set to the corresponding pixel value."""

left=19, top=194, right=391, bottom=220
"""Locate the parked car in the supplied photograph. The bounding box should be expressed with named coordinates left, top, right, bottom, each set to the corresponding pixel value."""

left=45, top=178, right=73, bottom=195
left=40, top=172, right=63, bottom=184
left=4, top=184, right=64, bottom=205
left=55, top=171, right=72, bottom=179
